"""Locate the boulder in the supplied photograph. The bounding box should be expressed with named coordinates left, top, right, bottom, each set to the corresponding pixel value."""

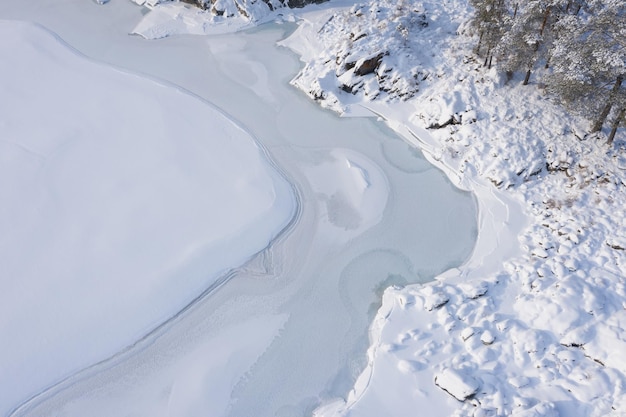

left=434, top=368, right=479, bottom=401
left=354, top=52, right=384, bottom=76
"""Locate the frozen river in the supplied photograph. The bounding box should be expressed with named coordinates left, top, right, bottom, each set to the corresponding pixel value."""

left=1, top=1, right=476, bottom=416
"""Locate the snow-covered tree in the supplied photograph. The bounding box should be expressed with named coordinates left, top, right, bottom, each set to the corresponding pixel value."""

left=493, top=1, right=544, bottom=84
left=469, top=0, right=508, bottom=68
left=470, top=0, right=624, bottom=140
left=494, top=0, right=582, bottom=85
left=548, top=0, right=625, bottom=137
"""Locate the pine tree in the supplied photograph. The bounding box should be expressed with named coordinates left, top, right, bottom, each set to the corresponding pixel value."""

left=495, top=0, right=573, bottom=85
left=548, top=0, right=625, bottom=136
left=494, top=3, right=541, bottom=83
left=469, top=0, right=508, bottom=68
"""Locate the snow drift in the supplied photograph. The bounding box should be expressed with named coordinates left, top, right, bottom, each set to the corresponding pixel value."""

left=0, top=20, right=294, bottom=414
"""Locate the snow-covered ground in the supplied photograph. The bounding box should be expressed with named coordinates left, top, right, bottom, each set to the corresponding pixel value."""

left=135, top=0, right=624, bottom=415
left=3, top=0, right=625, bottom=415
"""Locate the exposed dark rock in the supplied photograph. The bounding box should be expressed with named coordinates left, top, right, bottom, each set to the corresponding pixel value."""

left=234, top=0, right=249, bottom=18
left=427, top=115, right=461, bottom=129
left=354, top=52, right=384, bottom=76
left=179, top=0, right=323, bottom=12
left=287, top=0, right=327, bottom=8
left=340, top=84, right=354, bottom=94
left=343, top=61, right=356, bottom=72
left=311, top=89, right=325, bottom=101
left=608, top=242, right=625, bottom=250
left=561, top=342, right=584, bottom=348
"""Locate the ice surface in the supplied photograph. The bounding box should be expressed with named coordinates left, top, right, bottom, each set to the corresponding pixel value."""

left=0, top=19, right=294, bottom=415
left=119, top=0, right=626, bottom=416
left=301, top=148, right=387, bottom=235
left=1, top=2, right=476, bottom=417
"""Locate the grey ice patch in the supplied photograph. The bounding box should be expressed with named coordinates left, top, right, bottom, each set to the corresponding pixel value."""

left=326, top=192, right=362, bottom=230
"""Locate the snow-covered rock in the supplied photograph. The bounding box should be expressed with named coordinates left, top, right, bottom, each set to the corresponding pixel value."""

left=434, top=368, right=480, bottom=401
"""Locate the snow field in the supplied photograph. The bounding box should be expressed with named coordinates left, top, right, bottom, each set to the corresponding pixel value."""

left=0, top=19, right=295, bottom=415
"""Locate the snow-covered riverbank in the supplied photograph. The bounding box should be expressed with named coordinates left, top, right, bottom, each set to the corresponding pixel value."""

left=280, top=1, right=626, bottom=416
left=1, top=1, right=476, bottom=416
left=135, top=0, right=626, bottom=414
left=3, top=0, right=625, bottom=414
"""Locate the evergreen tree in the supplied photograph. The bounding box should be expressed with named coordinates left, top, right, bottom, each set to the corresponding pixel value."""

left=469, top=0, right=508, bottom=68
left=548, top=0, right=625, bottom=136
left=470, top=0, right=624, bottom=140
left=494, top=2, right=542, bottom=83
left=495, top=0, right=573, bottom=85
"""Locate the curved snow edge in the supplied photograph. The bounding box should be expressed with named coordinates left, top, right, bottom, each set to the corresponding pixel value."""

left=310, top=101, right=528, bottom=417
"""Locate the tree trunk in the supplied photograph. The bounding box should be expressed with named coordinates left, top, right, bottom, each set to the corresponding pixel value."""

left=523, top=69, right=532, bottom=85
left=476, top=30, right=484, bottom=54
left=592, top=75, right=623, bottom=132
left=513, top=3, right=518, bottom=18
left=608, top=107, right=625, bottom=145
left=488, top=55, right=493, bottom=69
left=540, top=7, right=551, bottom=36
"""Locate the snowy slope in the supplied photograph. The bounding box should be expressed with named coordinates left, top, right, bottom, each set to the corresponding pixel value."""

left=281, top=0, right=626, bottom=416
left=0, top=19, right=294, bottom=414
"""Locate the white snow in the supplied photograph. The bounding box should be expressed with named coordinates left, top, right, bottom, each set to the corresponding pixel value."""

left=280, top=0, right=626, bottom=415
left=434, top=368, right=480, bottom=402
left=33, top=314, right=289, bottom=417
left=0, top=19, right=294, bottom=414
left=301, top=148, right=388, bottom=237
left=0, top=5, right=476, bottom=416
left=4, top=0, right=626, bottom=415
left=132, top=1, right=280, bottom=38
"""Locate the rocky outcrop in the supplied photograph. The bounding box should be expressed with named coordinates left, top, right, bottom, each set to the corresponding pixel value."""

left=353, top=52, right=384, bottom=76
left=139, top=0, right=327, bottom=16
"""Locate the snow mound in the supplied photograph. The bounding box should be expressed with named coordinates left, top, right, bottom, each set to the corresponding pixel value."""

left=434, top=368, right=479, bottom=401
left=0, top=20, right=294, bottom=414
left=301, top=148, right=388, bottom=236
